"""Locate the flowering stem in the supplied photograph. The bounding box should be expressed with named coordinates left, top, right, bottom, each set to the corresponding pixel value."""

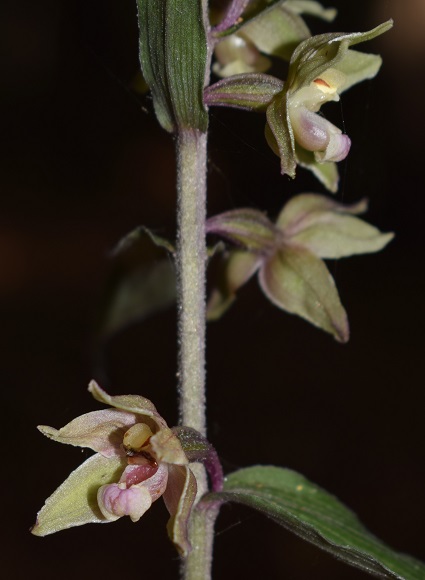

left=176, top=128, right=208, bottom=437
left=176, top=128, right=217, bottom=579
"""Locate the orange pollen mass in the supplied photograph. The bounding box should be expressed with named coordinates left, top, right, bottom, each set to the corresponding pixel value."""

left=314, top=78, right=331, bottom=88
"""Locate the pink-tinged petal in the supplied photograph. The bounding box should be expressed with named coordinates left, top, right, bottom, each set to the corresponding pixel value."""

left=142, top=462, right=169, bottom=502
left=37, top=409, right=138, bottom=457
left=316, top=132, right=351, bottom=162
left=32, top=454, right=126, bottom=536
left=120, top=463, right=159, bottom=487
left=89, top=380, right=168, bottom=431
left=259, top=245, right=349, bottom=342
left=97, top=483, right=152, bottom=523
left=98, top=463, right=169, bottom=522
left=149, top=427, right=188, bottom=465
left=289, top=106, right=330, bottom=152
left=163, top=465, right=197, bottom=557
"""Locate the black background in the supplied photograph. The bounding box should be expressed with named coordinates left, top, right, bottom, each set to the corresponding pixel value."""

left=3, top=1, right=425, bottom=578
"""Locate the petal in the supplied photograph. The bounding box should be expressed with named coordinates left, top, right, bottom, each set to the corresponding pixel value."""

left=31, top=454, right=126, bottom=536
left=291, top=215, right=394, bottom=259
left=163, top=465, right=197, bottom=557
left=206, top=208, right=278, bottom=251
left=207, top=250, right=262, bottom=320
left=97, top=483, right=152, bottom=523
left=98, top=463, right=169, bottom=523
left=213, top=36, right=271, bottom=77
left=37, top=408, right=138, bottom=457
left=89, top=381, right=168, bottom=431
left=295, top=147, right=339, bottom=193
left=259, top=245, right=349, bottom=342
left=336, top=49, right=383, bottom=95
left=276, top=193, right=368, bottom=231
left=149, top=427, right=188, bottom=465
left=290, top=106, right=350, bottom=161
left=315, top=131, right=351, bottom=162
left=120, top=463, right=159, bottom=487
left=275, top=193, right=394, bottom=259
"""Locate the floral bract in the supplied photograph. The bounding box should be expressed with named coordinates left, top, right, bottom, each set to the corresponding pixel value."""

left=32, top=381, right=197, bottom=556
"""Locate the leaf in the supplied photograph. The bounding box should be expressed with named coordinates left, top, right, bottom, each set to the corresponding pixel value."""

left=137, top=0, right=208, bottom=132
left=201, top=466, right=425, bottom=580
left=258, top=245, right=349, bottom=341
left=31, top=455, right=126, bottom=536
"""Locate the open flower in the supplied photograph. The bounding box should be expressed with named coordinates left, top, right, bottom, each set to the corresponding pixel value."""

left=205, top=22, right=392, bottom=192
left=32, top=381, right=196, bottom=556
left=206, top=193, right=394, bottom=341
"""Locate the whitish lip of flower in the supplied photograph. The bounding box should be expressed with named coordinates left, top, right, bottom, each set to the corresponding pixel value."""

left=288, top=70, right=351, bottom=162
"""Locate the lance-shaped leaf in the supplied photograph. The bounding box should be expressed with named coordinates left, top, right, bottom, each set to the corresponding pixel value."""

left=200, top=466, right=425, bottom=580
left=137, top=0, right=208, bottom=132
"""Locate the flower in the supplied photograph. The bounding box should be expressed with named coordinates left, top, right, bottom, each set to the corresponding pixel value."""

left=212, top=0, right=337, bottom=77
left=206, top=194, right=394, bottom=341
left=287, top=68, right=351, bottom=163
left=206, top=22, right=393, bottom=192
left=32, top=381, right=197, bottom=556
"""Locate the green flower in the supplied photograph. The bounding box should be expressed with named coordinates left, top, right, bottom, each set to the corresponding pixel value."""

left=206, top=193, right=393, bottom=341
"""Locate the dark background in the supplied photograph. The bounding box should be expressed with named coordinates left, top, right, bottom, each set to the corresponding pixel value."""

left=3, top=0, right=424, bottom=578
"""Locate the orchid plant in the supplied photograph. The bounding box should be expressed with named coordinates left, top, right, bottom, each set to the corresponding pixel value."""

left=32, top=2, right=425, bottom=579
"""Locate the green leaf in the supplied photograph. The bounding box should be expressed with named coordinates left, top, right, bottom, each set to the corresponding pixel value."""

left=259, top=245, right=349, bottom=341
left=32, top=455, right=126, bottom=536
left=205, top=73, right=284, bottom=111
left=137, top=0, right=208, bottom=132
left=201, top=466, right=425, bottom=580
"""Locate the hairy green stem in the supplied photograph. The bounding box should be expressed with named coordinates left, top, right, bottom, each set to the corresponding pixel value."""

left=176, top=128, right=216, bottom=579
left=177, top=128, right=208, bottom=436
